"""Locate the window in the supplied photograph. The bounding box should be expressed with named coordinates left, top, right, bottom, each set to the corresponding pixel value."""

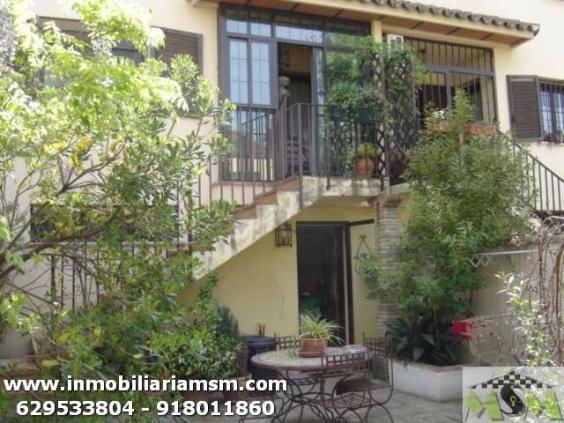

left=508, top=76, right=564, bottom=141
left=222, top=7, right=370, bottom=109
left=229, top=39, right=249, bottom=104
left=540, top=81, right=564, bottom=139
left=159, top=29, right=202, bottom=71
left=405, top=38, right=496, bottom=126
left=228, top=38, right=272, bottom=106
left=113, top=42, right=143, bottom=64
left=249, top=12, right=271, bottom=37
left=274, top=16, right=323, bottom=43
left=226, top=8, right=249, bottom=34
left=251, top=42, right=270, bottom=105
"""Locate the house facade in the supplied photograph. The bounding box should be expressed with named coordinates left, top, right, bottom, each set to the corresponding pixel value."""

left=33, top=0, right=564, bottom=343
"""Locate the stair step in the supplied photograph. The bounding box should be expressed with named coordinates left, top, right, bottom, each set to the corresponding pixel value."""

left=233, top=205, right=258, bottom=220
left=254, top=191, right=278, bottom=205
left=273, top=176, right=300, bottom=192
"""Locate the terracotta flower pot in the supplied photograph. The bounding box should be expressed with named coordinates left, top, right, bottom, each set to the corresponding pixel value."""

left=182, top=386, right=210, bottom=402
left=430, top=120, right=497, bottom=137
left=355, top=158, right=375, bottom=177
left=223, top=373, right=252, bottom=401
left=465, top=122, right=497, bottom=136
left=300, top=338, right=327, bottom=357
left=430, top=119, right=451, bottom=132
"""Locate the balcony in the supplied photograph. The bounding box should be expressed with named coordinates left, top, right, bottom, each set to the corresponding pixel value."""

left=212, top=103, right=409, bottom=207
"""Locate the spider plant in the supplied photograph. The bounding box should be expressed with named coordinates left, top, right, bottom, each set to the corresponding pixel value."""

left=299, top=313, right=342, bottom=344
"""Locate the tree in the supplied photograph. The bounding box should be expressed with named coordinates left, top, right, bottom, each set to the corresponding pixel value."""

left=0, top=0, right=233, bottom=322
left=0, top=1, right=236, bottom=417
left=361, top=93, right=534, bottom=364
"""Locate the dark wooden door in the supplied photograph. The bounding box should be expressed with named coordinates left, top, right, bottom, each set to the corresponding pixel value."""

left=296, top=223, right=351, bottom=343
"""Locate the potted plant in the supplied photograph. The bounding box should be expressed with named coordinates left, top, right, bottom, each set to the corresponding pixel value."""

left=354, top=143, right=377, bottom=177
left=385, top=317, right=463, bottom=401
left=329, top=104, right=346, bottom=122
left=357, top=105, right=379, bottom=125
left=298, top=313, right=341, bottom=357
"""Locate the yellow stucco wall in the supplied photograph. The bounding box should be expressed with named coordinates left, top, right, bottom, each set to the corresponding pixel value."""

left=379, top=0, right=564, bottom=175
left=33, top=0, right=219, bottom=87
left=35, top=0, right=564, bottom=176
left=210, top=205, right=380, bottom=342
left=30, top=0, right=564, bottom=326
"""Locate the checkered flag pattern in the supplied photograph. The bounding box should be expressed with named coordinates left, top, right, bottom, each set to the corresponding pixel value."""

left=471, top=370, right=552, bottom=390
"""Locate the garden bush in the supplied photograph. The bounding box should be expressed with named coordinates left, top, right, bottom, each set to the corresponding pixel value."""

left=362, top=93, right=534, bottom=365
left=0, top=0, right=237, bottom=419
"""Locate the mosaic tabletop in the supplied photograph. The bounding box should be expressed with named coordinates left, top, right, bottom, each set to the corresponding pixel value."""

left=251, top=346, right=368, bottom=371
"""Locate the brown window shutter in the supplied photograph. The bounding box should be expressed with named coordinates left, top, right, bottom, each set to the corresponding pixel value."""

left=37, top=17, right=88, bottom=40
left=159, top=29, right=202, bottom=71
left=507, top=75, right=542, bottom=140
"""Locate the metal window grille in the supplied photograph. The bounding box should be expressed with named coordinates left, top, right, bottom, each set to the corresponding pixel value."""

left=540, top=80, right=564, bottom=142
left=405, top=38, right=496, bottom=125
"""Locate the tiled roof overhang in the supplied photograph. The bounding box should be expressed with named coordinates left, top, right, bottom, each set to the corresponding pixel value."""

left=211, top=0, right=540, bottom=45
left=354, top=0, right=539, bottom=36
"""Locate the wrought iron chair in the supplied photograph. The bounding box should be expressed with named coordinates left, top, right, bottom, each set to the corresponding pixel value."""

left=239, top=335, right=299, bottom=422
left=330, top=335, right=394, bottom=422
left=273, top=334, right=323, bottom=422
left=275, top=335, right=301, bottom=351
left=314, top=351, right=376, bottom=422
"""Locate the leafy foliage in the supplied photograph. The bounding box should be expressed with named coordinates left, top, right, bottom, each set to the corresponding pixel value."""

left=217, top=305, right=242, bottom=344
left=324, top=38, right=425, bottom=175
left=149, top=277, right=241, bottom=380
left=299, top=313, right=342, bottom=344
left=0, top=0, right=237, bottom=418
left=357, top=143, right=376, bottom=158
left=385, top=317, right=461, bottom=365
left=326, top=37, right=425, bottom=122
left=361, top=93, right=533, bottom=364
left=397, top=93, right=533, bottom=318
left=502, top=273, right=553, bottom=366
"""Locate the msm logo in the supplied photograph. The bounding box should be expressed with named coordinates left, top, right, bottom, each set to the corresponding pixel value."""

left=463, top=368, right=563, bottom=422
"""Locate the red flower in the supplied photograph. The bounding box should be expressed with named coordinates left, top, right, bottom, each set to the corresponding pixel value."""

left=451, top=319, right=473, bottom=340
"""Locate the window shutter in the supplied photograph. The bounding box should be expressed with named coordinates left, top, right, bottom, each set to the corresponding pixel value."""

left=159, top=29, right=202, bottom=70
left=507, top=75, right=542, bottom=139
left=37, top=17, right=88, bottom=40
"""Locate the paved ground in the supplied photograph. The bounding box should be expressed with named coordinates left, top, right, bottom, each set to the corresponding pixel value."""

left=189, top=391, right=462, bottom=422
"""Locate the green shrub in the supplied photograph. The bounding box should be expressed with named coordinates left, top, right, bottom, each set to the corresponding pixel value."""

left=149, top=277, right=241, bottom=380
left=385, top=317, right=461, bottom=365
left=361, top=92, right=534, bottom=364
left=357, top=143, right=376, bottom=158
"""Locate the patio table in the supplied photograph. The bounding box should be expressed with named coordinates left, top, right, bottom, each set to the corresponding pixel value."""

left=251, top=346, right=369, bottom=422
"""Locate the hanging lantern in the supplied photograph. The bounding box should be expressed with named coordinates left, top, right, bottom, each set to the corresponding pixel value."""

left=274, top=222, right=292, bottom=247
left=0, top=2, right=16, bottom=68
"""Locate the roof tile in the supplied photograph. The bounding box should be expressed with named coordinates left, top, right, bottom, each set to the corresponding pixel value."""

left=357, top=0, right=539, bottom=35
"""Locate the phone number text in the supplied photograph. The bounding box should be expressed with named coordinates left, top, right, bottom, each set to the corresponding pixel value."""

left=16, top=400, right=275, bottom=417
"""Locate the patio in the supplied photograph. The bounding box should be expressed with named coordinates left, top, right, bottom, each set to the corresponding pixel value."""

left=187, top=392, right=462, bottom=422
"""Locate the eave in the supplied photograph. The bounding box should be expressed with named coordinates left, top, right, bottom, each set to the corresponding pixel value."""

left=201, top=0, right=540, bottom=46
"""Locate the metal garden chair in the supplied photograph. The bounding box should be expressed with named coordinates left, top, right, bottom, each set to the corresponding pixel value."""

left=328, top=336, right=394, bottom=422
left=273, top=334, right=324, bottom=422
left=313, top=351, right=375, bottom=422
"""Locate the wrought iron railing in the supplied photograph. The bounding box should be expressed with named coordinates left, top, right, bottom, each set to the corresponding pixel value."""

left=212, top=103, right=391, bottom=208
left=512, top=142, right=564, bottom=216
